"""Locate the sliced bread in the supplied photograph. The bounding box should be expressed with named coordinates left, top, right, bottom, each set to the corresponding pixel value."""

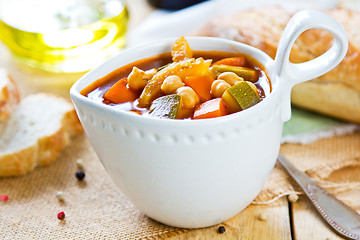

left=0, top=68, right=20, bottom=121
left=0, top=93, right=83, bottom=177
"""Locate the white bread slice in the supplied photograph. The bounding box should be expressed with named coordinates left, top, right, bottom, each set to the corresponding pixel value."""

left=0, top=93, right=83, bottom=177
left=0, top=68, right=20, bottom=121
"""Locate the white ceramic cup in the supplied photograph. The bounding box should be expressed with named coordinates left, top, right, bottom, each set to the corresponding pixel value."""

left=70, top=10, right=348, bottom=228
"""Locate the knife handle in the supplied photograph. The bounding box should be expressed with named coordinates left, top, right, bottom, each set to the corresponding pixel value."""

left=278, top=153, right=360, bottom=240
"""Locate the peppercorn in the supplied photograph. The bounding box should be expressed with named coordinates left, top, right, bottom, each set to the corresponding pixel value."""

left=258, top=213, right=267, bottom=221
left=56, top=191, right=64, bottom=201
left=0, top=195, right=8, bottom=202
left=218, top=225, right=226, bottom=234
left=57, top=211, right=65, bottom=220
left=75, top=170, right=85, bottom=181
left=288, top=193, right=299, bottom=203
left=76, top=159, right=84, bottom=170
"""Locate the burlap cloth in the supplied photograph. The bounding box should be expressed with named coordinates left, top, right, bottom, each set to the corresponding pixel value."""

left=1, top=127, right=359, bottom=238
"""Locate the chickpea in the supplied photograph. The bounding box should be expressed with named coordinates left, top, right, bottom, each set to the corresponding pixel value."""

left=161, top=75, right=184, bottom=94
left=145, top=68, right=157, bottom=80
left=128, top=67, right=148, bottom=91
left=218, top=72, right=244, bottom=85
left=176, top=86, right=199, bottom=109
left=211, top=80, right=231, bottom=98
left=246, top=81, right=258, bottom=94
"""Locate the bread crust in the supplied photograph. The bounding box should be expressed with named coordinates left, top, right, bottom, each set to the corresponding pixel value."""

left=0, top=69, right=20, bottom=121
left=292, top=81, right=360, bottom=123
left=194, top=6, right=360, bottom=123
left=0, top=93, right=83, bottom=177
left=0, top=146, right=38, bottom=177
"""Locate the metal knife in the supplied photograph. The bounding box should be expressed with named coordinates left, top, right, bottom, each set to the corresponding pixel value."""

left=277, top=153, right=360, bottom=240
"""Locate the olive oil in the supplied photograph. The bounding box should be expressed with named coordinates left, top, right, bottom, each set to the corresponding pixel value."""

left=0, top=0, right=129, bottom=73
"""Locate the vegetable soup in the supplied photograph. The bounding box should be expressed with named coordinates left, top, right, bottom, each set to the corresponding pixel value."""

left=81, top=37, right=271, bottom=120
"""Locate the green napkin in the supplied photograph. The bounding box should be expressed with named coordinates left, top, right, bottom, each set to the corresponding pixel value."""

left=281, top=107, right=359, bottom=144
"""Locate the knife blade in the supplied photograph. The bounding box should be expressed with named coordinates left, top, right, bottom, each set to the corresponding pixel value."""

left=278, top=153, right=360, bottom=240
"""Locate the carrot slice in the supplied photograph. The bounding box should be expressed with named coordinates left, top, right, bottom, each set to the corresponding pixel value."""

left=184, top=76, right=214, bottom=102
left=193, top=98, right=227, bottom=119
left=214, top=57, right=247, bottom=67
left=103, top=78, right=139, bottom=104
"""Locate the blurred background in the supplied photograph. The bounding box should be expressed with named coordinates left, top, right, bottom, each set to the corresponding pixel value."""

left=0, top=0, right=211, bottom=98
left=0, top=0, right=145, bottom=97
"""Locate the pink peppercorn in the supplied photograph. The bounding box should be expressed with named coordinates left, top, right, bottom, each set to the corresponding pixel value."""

left=57, top=211, right=65, bottom=220
left=0, top=195, right=8, bottom=202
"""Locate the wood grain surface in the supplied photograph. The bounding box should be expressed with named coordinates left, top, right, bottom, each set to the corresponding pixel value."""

left=166, top=198, right=291, bottom=240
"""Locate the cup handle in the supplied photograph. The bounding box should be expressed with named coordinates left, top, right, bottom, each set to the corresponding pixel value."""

left=271, top=10, right=348, bottom=122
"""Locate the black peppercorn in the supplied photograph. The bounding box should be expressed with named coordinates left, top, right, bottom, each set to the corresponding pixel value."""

left=218, top=225, right=226, bottom=234
left=75, top=170, right=85, bottom=180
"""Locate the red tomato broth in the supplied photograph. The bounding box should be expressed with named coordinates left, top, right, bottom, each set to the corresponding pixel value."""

left=82, top=51, right=272, bottom=120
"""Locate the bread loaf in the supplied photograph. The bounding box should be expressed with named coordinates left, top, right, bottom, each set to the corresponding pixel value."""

left=194, top=6, right=360, bottom=123
left=0, top=93, right=83, bottom=177
left=0, top=68, right=20, bottom=121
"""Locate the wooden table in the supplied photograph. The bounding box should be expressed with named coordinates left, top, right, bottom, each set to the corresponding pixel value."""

left=0, top=0, right=353, bottom=239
